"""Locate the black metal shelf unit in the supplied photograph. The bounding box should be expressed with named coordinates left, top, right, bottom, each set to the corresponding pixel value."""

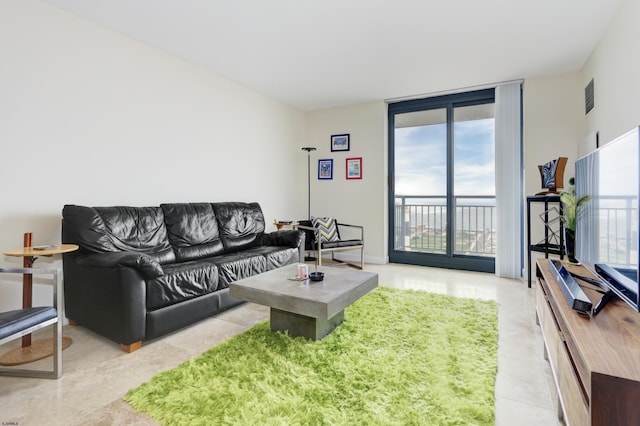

left=527, top=195, right=564, bottom=287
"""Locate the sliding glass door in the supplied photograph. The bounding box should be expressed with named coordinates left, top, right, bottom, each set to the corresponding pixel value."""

left=388, top=89, right=496, bottom=272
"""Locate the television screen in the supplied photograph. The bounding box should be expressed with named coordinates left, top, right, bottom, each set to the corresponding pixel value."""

left=575, top=126, right=640, bottom=311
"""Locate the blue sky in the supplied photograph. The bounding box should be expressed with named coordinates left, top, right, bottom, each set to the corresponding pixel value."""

left=395, top=118, right=495, bottom=197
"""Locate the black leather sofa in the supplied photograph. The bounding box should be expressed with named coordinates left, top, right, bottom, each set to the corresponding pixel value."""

left=61, top=202, right=304, bottom=352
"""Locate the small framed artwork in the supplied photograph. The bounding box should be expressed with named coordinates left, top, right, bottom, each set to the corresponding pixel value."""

left=346, top=157, right=362, bottom=180
left=331, top=134, right=350, bottom=152
left=318, top=159, right=333, bottom=180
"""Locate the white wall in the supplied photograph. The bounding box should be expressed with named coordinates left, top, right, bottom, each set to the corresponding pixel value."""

left=581, top=0, right=640, bottom=145
left=305, top=102, right=388, bottom=264
left=0, top=0, right=306, bottom=310
left=303, top=77, right=587, bottom=269
left=522, top=72, right=585, bottom=277
left=2, top=0, right=635, bottom=313
left=523, top=72, right=585, bottom=196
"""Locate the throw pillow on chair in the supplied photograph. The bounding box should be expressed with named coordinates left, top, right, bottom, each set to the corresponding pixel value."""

left=311, top=217, right=339, bottom=242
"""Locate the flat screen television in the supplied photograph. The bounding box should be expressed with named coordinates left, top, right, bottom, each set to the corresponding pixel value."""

left=575, top=126, right=640, bottom=311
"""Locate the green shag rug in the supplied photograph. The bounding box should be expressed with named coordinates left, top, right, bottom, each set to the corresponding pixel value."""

left=124, top=287, right=498, bottom=426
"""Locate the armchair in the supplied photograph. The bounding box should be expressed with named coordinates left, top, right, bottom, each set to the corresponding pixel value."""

left=0, top=267, right=63, bottom=379
left=297, top=217, right=364, bottom=269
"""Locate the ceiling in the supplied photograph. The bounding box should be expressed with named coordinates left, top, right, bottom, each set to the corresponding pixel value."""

left=44, top=0, right=622, bottom=111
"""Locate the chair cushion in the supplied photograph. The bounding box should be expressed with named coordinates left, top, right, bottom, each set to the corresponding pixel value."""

left=311, top=217, right=339, bottom=243
left=0, top=307, right=57, bottom=339
left=321, top=239, right=363, bottom=249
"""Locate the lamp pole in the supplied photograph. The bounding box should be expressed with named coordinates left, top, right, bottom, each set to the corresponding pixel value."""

left=301, top=147, right=316, bottom=220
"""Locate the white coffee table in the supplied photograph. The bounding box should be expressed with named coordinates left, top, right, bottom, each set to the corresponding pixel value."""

left=229, top=264, right=378, bottom=340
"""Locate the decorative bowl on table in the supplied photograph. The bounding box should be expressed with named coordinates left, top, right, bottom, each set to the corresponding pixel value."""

left=309, top=272, right=324, bottom=282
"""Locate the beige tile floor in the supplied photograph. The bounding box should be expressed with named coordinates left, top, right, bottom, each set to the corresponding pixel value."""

left=0, top=262, right=561, bottom=425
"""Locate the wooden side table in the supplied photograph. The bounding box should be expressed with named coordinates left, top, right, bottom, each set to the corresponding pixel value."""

left=0, top=232, right=78, bottom=366
left=274, top=221, right=298, bottom=231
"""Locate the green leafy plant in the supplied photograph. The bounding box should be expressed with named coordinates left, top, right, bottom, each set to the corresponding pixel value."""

left=560, top=177, right=590, bottom=230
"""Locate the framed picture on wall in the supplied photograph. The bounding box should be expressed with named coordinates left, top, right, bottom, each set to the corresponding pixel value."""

left=346, top=157, right=362, bottom=179
left=318, top=159, right=333, bottom=180
left=331, top=134, right=350, bottom=152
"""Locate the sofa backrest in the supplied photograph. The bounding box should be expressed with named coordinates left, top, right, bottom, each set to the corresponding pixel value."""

left=62, top=205, right=176, bottom=264
left=212, top=202, right=265, bottom=253
left=160, top=203, right=225, bottom=262
left=62, top=202, right=266, bottom=262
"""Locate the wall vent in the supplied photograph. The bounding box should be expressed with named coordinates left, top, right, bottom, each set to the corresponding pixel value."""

left=585, top=79, right=594, bottom=114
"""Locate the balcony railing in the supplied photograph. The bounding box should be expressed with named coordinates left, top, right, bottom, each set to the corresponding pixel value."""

left=394, top=194, right=638, bottom=264
left=596, top=195, right=638, bottom=267
left=394, top=195, right=496, bottom=257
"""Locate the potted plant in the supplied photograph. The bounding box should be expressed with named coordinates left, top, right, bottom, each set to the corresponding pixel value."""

left=560, top=177, right=590, bottom=263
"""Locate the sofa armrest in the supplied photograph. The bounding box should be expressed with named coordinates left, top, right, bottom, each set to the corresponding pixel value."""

left=262, top=230, right=305, bottom=249
left=63, top=254, right=147, bottom=345
left=296, top=224, right=321, bottom=249
left=76, top=252, right=164, bottom=279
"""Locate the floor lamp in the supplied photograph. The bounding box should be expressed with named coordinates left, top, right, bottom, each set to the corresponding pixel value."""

left=302, top=147, right=317, bottom=261
left=301, top=147, right=316, bottom=220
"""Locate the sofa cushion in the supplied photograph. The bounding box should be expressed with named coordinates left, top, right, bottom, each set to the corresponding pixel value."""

left=146, top=261, right=219, bottom=310
left=241, top=246, right=300, bottom=271
left=212, top=202, right=265, bottom=253
left=63, top=205, right=118, bottom=254
left=63, top=205, right=175, bottom=264
left=204, top=252, right=267, bottom=288
left=161, top=203, right=225, bottom=262
left=264, top=247, right=298, bottom=270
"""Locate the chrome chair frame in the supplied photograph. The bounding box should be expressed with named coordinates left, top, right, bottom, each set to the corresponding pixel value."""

left=297, top=222, right=364, bottom=269
left=0, top=267, right=63, bottom=379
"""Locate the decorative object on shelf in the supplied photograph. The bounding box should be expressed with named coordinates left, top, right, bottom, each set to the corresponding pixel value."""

left=537, top=206, right=562, bottom=246
left=560, top=177, right=590, bottom=263
left=301, top=147, right=317, bottom=220
left=318, top=159, right=333, bottom=180
left=330, top=134, right=350, bottom=152
left=346, top=157, right=362, bottom=180
left=536, top=157, right=568, bottom=195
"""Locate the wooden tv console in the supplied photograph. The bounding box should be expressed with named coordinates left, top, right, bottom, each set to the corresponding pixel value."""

left=535, top=259, right=640, bottom=425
